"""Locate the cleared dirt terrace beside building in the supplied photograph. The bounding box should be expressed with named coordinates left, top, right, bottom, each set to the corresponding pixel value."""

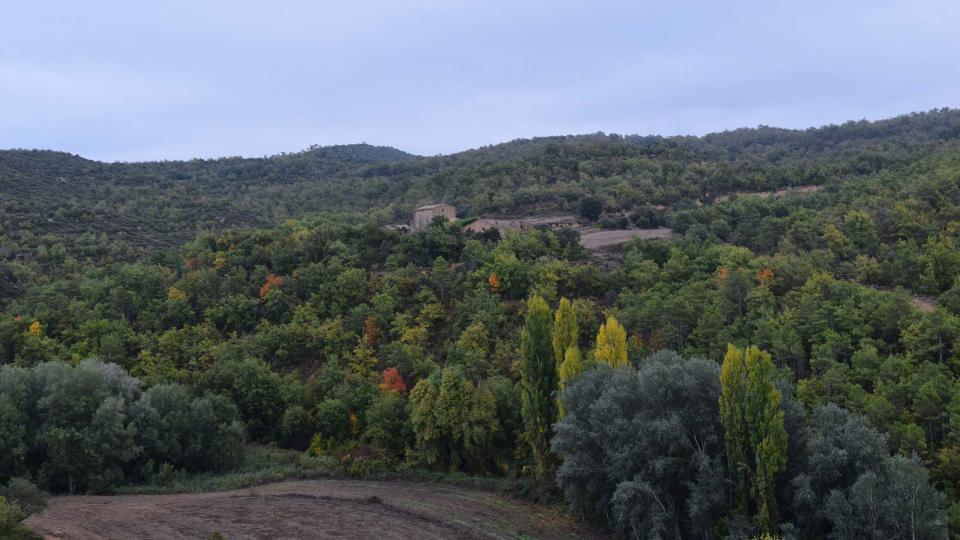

left=26, top=479, right=611, bottom=540
left=576, top=185, right=823, bottom=250
left=579, top=227, right=674, bottom=250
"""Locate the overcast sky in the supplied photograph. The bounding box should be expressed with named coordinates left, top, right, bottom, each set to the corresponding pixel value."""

left=2, top=1, right=958, bottom=162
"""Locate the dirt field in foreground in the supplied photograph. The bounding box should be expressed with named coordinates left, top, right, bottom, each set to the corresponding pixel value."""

left=25, top=479, right=610, bottom=540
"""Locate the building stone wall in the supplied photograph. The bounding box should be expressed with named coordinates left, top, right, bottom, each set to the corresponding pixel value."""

left=412, top=204, right=456, bottom=231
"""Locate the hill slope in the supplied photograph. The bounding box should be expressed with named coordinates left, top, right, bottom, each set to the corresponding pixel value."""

left=2, top=109, right=959, bottom=269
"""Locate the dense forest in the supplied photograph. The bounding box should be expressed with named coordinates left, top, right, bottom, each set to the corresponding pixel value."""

left=3, top=109, right=960, bottom=538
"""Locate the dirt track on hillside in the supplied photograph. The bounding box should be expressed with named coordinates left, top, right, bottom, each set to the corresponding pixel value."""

left=25, top=479, right=609, bottom=540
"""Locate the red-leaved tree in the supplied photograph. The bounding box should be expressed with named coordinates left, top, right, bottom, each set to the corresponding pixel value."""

left=379, top=367, right=407, bottom=394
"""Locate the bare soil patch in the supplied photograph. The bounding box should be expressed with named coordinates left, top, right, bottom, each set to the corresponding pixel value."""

left=25, top=479, right=609, bottom=540
left=911, top=294, right=938, bottom=313
left=871, top=285, right=939, bottom=313
left=579, top=227, right=674, bottom=249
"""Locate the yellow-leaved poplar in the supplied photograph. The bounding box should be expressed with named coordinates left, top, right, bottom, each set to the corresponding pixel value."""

left=594, top=315, right=628, bottom=367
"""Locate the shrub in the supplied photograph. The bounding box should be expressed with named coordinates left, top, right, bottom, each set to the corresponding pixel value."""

left=628, top=205, right=662, bottom=228
left=598, top=215, right=628, bottom=229
left=315, top=399, right=351, bottom=447
left=577, top=196, right=604, bottom=221
left=363, top=392, right=412, bottom=460
left=0, top=495, right=34, bottom=540
left=279, top=406, right=315, bottom=450
left=1, top=478, right=46, bottom=517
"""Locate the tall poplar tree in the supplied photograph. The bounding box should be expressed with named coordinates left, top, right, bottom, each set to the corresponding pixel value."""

left=594, top=315, right=628, bottom=367
left=719, top=343, right=788, bottom=533
left=553, top=298, right=582, bottom=417
left=520, top=294, right=557, bottom=479
left=552, top=297, right=578, bottom=370
left=557, top=347, right=583, bottom=417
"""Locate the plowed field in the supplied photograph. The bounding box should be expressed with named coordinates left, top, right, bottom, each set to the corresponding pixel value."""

left=25, top=479, right=609, bottom=540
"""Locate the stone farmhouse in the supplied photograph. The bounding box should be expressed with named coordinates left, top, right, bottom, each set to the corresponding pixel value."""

left=412, top=203, right=457, bottom=232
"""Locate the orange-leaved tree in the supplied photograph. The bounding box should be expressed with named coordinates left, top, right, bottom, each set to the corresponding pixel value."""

left=379, top=367, right=407, bottom=394
left=259, top=274, right=283, bottom=299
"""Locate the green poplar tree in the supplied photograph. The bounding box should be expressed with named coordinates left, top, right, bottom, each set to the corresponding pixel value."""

left=435, top=367, right=475, bottom=470
left=719, top=343, right=788, bottom=533
left=553, top=297, right=582, bottom=417
left=409, top=373, right=441, bottom=466
left=520, top=294, right=557, bottom=479
left=557, top=347, right=583, bottom=417
left=552, top=297, right=578, bottom=370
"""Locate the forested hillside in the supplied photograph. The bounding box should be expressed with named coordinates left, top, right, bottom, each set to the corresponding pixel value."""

left=3, top=109, right=960, bottom=539
left=0, top=143, right=416, bottom=264
left=3, top=109, right=959, bottom=268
